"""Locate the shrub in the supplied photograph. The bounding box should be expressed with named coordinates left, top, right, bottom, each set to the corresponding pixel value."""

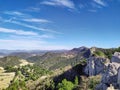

left=57, top=79, right=74, bottom=90
left=94, top=50, right=105, bottom=57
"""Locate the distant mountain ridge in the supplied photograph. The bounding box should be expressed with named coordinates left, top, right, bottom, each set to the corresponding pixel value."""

left=0, top=50, right=67, bottom=59
left=0, top=49, right=67, bottom=54
left=0, top=46, right=120, bottom=70
left=27, top=47, right=92, bottom=70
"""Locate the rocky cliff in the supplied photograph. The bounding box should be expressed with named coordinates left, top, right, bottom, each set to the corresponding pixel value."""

left=84, top=56, right=109, bottom=76
left=96, top=52, right=120, bottom=90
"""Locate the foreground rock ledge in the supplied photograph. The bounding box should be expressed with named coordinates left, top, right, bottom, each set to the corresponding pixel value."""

left=96, top=52, right=120, bottom=90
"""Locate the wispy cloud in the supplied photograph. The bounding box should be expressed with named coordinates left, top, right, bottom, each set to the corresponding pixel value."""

left=0, top=27, right=38, bottom=36
left=4, top=11, right=26, bottom=16
left=10, top=34, right=54, bottom=39
left=4, top=11, right=51, bottom=23
left=91, top=2, right=102, bottom=8
left=25, top=7, right=41, bottom=12
left=23, top=18, right=51, bottom=23
left=4, top=20, right=61, bottom=34
left=37, top=34, right=54, bottom=38
left=2, top=11, right=60, bottom=34
left=93, top=0, right=106, bottom=6
left=41, top=0, right=75, bottom=9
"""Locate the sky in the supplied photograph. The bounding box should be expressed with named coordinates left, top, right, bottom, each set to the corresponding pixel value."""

left=0, top=0, right=120, bottom=50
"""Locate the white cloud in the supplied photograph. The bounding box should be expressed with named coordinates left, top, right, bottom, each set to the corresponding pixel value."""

left=5, top=20, right=62, bottom=34
left=10, top=34, right=54, bottom=39
left=41, top=0, right=75, bottom=9
left=91, top=2, right=102, bottom=8
left=0, top=39, right=69, bottom=50
left=0, top=27, right=38, bottom=36
left=4, top=11, right=51, bottom=23
left=26, top=7, right=41, bottom=12
left=23, top=18, right=51, bottom=23
left=38, top=34, right=54, bottom=38
left=4, top=11, right=25, bottom=16
left=0, top=39, right=46, bottom=50
left=93, top=0, right=106, bottom=6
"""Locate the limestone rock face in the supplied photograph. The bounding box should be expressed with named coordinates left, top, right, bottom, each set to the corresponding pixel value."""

left=96, top=52, right=120, bottom=90
left=101, top=62, right=119, bottom=85
left=111, top=52, right=120, bottom=63
left=84, top=57, right=108, bottom=76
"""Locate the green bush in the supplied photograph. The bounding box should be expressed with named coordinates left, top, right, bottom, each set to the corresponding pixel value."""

left=5, top=66, right=17, bottom=72
left=57, top=79, right=74, bottom=90
left=94, top=50, right=105, bottom=57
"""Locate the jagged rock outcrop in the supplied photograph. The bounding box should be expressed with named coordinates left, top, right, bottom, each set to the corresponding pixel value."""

left=67, top=46, right=92, bottom=58
left=96, top=52, right=120, bottom=90
left=111, top=52, right=120, bottom=63
left=84, top=57, right=109, bottom=76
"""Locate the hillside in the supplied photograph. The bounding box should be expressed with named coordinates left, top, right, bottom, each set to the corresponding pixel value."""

left=0, top=56, right=21, bottom=68
left=0, top=56, right=34, bottom=68
left=27, top=46, right=120, bottom=70
left=27, top=47, right=91, bottom=70
left=0, top=46, right=120, bottom=90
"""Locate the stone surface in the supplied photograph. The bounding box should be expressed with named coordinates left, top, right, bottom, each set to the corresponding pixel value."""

left=111, top=52, right=120, bottom=63
left=84, top=57, right=108, bottom=76
left=96, top=52, right=120, bottom=90
left=107, top=84, right=115, bottom=90
left=101, top=62, right=119, bottom=85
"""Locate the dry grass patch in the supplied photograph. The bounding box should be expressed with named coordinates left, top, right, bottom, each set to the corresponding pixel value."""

left=0, top=72, right=15, bottom=90
left=19, top=59, right=34, bottom=66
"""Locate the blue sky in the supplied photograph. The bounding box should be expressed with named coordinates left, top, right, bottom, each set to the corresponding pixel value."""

left=0, top=0, right=120, bottom=50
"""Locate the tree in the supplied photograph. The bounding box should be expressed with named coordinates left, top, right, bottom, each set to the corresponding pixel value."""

left=57, top=79, right=74, bottom=90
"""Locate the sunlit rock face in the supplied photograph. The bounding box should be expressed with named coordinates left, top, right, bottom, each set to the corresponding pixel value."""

left=111, top=52, right=120, bottom=63
left=96, top=52, right=120, bottom=90
left=101, top=62, right=119, bottom=85
left=84, top=57, right=108, bottom=76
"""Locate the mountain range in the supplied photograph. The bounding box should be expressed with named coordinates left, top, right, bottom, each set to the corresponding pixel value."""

left=0, top=46, right=120, bottom=90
